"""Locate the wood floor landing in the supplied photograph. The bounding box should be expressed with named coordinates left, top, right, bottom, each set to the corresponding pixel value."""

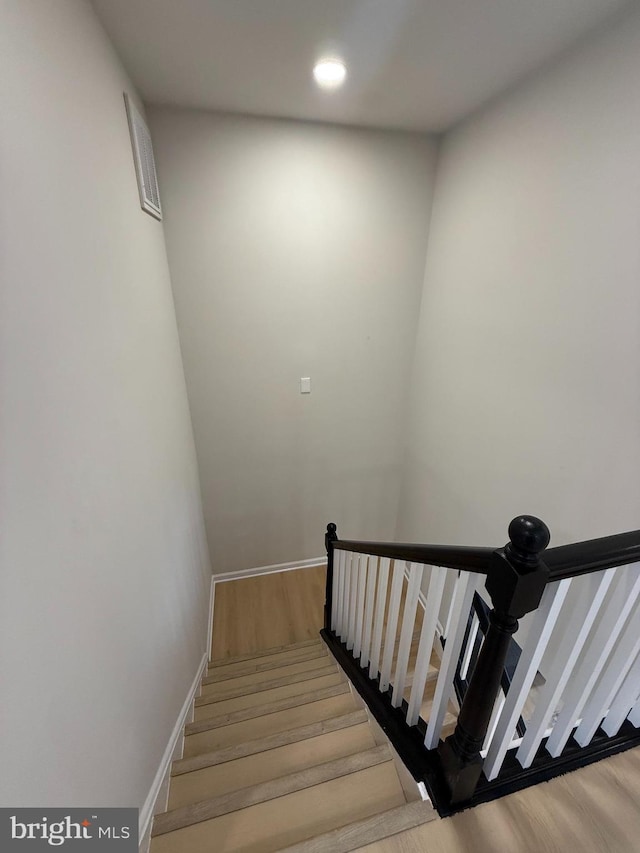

left=357, top=745, right=640, bottom=853
left=211, top=565, right=326, bottom=660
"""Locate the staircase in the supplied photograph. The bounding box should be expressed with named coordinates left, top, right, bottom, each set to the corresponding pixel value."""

left=324, top=517, right=640, bottom=814
left=150, top=638, right=437, bottom=853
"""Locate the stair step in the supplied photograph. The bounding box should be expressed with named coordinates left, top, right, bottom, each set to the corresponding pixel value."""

left=155, top=745, right=392, bottom=836
left=168, top=722, right=376, bottom=809
left=402, top=665, right=438, bottom=690
left=205, top=646, right=329, bottom=683
left=194, top=671, right=344, bottom=720
left=274, top=800, right=438, bottom=853
left=150, top=761, right=405, bottom=853
left=183, top=692, right=358, bottom=756
left=401, top=677, right=457, bottom=732
left=209, top=638, right=322, bottom=669
left=200, top=655, right=334, bottom=695
left=189, top=683, right=351, bottom=735
left=200, top=661, right=338, bottom=703
left=173, top=709, right=369, bottom=775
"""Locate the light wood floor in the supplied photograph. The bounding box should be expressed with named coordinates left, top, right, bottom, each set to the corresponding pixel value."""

left=361, top=746, right=640, bottom=853
left=211, top=565, right=326, bottom=661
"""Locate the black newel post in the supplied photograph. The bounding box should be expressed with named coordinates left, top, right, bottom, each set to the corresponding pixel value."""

left=438, top=515, right=551, bottom=804
left=324, top=522, right=338, bottom=632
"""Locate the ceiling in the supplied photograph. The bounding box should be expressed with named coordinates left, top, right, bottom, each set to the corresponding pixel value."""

left=92, top=0, right=631, bottom=133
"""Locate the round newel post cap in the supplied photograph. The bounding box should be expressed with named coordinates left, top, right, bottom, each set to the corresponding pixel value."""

left=325, top=522, right=338, bottom=552
left=507, top=515, right=550, bottom=564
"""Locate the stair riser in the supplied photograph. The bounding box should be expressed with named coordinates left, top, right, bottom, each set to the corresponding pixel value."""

left=183, top=694, right=359, bottom=757
left=151, top=763, right=405, bottom=853
left=194, top=672, right=344, bottom=720
left=172, top=710, right=369, bottom=776
left=169, top=724, right=376, bottom=809
left=199, top=657, right=334, bottom=696
left=205, top=648, right=329, bottom=683
left=275, top=801, right=438, bottom=853
left=209, top=638, right=322, bottom=669
left=157, top=746, right=391, bottom=833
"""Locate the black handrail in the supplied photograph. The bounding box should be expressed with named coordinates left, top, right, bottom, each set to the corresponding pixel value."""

left=333, top=539, right=494, bottom=573
left=545, top=530, right=640, bottom=580
left=333, top=529, right=640, bottom=581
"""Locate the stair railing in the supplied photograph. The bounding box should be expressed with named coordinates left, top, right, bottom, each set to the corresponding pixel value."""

left=321, top=516, right=640, bottom=814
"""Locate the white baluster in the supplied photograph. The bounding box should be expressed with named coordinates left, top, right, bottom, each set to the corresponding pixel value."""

left=442, top=572, right=459, bottom=641
left=353, top=555, right=369, bottom=659
left=575, top=605, right=640, bottom=746
left=347, top=554, right=361, bottom=651
left=460, top=612, right=480, bottom=682
left=602, top=651, right=640, bottom=737
left=340, top=552, right=352, bottom=643
left=482, top=690, right=506, bottom=753
left=407, top=565, right=447, bottom=726
left=369, top=557, right=390, bottom=679
left=360, top=556, right=379, bottom=666
left=331, top=549, right=343, bottom=633
left=337, top=550, right=347, bottom=637
left=516, top=569, right=615, bottom=768
left=392, top=562, right=424, bottom=707
left=379, top=560, right=406, bottom=693
left=627, top=698, right=640, bottom=728
left=546, top=566, right=640, bottom=757
left=483, top=579, right=572, bottom=781
left=424, top=571, right=479, bottom=749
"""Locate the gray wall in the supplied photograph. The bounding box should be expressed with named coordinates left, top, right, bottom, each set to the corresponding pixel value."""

left=397, top=5, right=640, bottom=552
left=0, top=0, right=210, bottom=810
left=149, top=108, right=438, bottom=572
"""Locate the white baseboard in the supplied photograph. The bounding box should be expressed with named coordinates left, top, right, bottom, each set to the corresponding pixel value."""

left=139, top=651, right=208, bottom=850
left=213, top=556, right=326, bottom=584
left=207, top=573, right=215, bottom=662
left=139, top=558, right=324, bottom=849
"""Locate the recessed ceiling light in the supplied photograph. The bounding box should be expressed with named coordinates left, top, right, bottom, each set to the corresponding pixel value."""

left=313, top=58, right=347, bottom=90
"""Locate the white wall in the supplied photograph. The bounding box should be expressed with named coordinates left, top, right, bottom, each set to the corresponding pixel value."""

left=397, top=4, right=640, bottom=552
left=149, top=108, right=438, bottom=572
left=0, top=0, right=210, bottom=813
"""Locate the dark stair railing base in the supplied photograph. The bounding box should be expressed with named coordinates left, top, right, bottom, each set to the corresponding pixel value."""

left=320, top=627, right=640, bottom=817
left=464, top=720, right=640, bottom=813
left=319, top=628, right=452, bottom=813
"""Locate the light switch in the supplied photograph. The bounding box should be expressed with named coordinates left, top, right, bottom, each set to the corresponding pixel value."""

left=300, top=377, right=311, bottom=394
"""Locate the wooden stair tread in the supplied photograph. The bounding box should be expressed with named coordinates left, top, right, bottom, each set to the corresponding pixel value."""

left=173, top=709, right=369, bottom=775
left=153, top=745, right=392, bottom=836
left=400, top=668, right=438, bottom=691
left=188, top=682, right=351, bottom=735
left=273, top=800, right=438, bottom=853
left=200, top=662, right=337, bottom=704
left=168, top=723, right=376, bottom=809
left=183, top=693, right=359, bottom=757
left=150, top=762, right=405, bottom=853
left=205, top=646, right=329, bottom=683
left=194, top=672, right=345, bottom=721
left=209, top=638, right=322, bottom=669
left=200, top=655, right=334, bottom=695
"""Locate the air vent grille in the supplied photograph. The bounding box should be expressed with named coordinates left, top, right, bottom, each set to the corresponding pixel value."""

left=124, top=93, right=162, bottom=220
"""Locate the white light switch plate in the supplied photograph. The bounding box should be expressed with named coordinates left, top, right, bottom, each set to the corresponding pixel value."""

left=300, top=377, right=311, bottom=394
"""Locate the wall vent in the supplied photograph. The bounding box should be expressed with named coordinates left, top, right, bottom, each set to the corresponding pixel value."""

left=124, top=93, right=162, bottom=220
